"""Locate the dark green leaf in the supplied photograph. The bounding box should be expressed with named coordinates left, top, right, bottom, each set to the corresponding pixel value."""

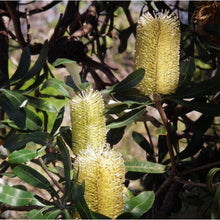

left=59, top=126, right=72, bottom=148
left=178, top=114, right=214, bottom=159
left=3, top=131, right=51, bottom=150
left=118, top=26, right=134, bottom=53
left=132, top=132, right=154, bottom=158
left=10, top=46, right=31, bottom=83
left=57, top=136, right=71, bottom=200
left=91, top=211, right=110, bottom=219
left=51, top=107, right=64, bottom=135
left=25, top=107, right=43, bottom=130
left=0, top=96, right=26, bottom=129
left=26, top=207, right=61, bottom=219
left=169, top=99, right=220, bottom=116
left=8, top=149, right=37, bottom=164
left=23, top=72, right=47, bottom=94
left=27, top=96, right=58, bottom=113
left=113, top=68, right=145, bottom=93
left=206, top=168, right=220, bottom=194
left=124, top=191, right=155, bottom=218
left=107, top=126, right=126, bottom=145
left=113, top=88, right=151, bottom=103
left=174, top=64, right=220, bottom=98
left=125, top=171, right=145, bottom=180
left=158, top=135, right=168, bottom=163
left=177, top=57, right=195, bottom=89
left=106, top=107, right=146, bottom=129
left=0, top=185, right=38, bottom=207
left=125, top=161, right=167, bottom=174
left=72, top=182, right=93, bottom=219
left=211, top=185, right=220, bottom=219
left=18, top=41, right=48, bottom=84
left=1, top=89, right=26, bottom=108
left=12, top=164, right=59, bottom=198
left=101, top=69, right=145, bottom=95
left=40, top=78, right=70, bottom=98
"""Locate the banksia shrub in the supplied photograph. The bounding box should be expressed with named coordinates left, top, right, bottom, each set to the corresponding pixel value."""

left=74, top=146, right=125, bottom=219
left=135, top=11, right=180, bottom=95
left=70, top=89, right=106, bottom=155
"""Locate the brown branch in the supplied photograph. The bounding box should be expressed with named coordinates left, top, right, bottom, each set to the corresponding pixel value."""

left=181, top=161, right=220, bottom=176
left=4, top=1, right=26, bottom=49
left=1, top=1, right=61, bottom=18
left=154, top=94, right=177, bottom=175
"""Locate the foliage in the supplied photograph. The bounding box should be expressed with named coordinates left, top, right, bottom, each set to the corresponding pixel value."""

left=0, top=1, right=219, bottom=219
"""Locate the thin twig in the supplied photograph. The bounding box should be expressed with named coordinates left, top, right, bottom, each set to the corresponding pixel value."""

left=37, top=158, right=64, bottom=194
left=154, top=94, right=177, bottom=175
left=144, top=121, right=156, bottom=161
left=181, top=161, right=220, bottom=176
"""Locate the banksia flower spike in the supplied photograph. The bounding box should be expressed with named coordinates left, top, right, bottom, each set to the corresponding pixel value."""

left=70, top=88, right=106, bottom=155
left=135, top=11, right=180, bottom=95
left=74, top=146, right=125, bottom=219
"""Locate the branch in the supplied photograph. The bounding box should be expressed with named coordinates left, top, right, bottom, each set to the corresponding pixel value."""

left=154, top=94, right=177, bottom=175
left=3, top=1, right=26, bottom=49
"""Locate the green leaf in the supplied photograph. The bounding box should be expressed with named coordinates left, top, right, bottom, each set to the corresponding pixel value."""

left=72, top=182, right=93, bottom=219
left=101, top=69, right=145, bottom=95
left=8, top=149, right=37, bottom=164
left=0, top=185, right=38, bottom=207
left=40, top=78, right=70, bottom=98
left=12, top=164, right=59, bottom=198
left=10, top=46, right=31, bottom=83
left=113, top=88, right=151, bottom=103
left=57, top=136, right=71, bottom=200
left=124, top=191, right=155, bottom=218
left=50, top=107, right=65, bottom=135
left=27, top=96, right=58, bottom=113
left=158, top=135, right=168, bottom=163
left=174, top=64, right=220, bottom=98
left=0, top=95, right=26, bottom=129
left=178, top=114, right=214, bottom=159
left=106, top=107, right=146, bottom=129
left=113, top=68, right=145, bottom=92
left=125, top=161, right=167, bottom=174
left=206, top=167, right=220, bottom=194
left=3, top=131, right=51, bottom=150
left=53, top=58, right=82, bottom=89
left=18, top=41, right=48, bottom=84
left=177, top=57, right=195, bottom=90
left=1, top=89, right=26, bottom=107
left=59, top=126, right=72, bottom=148
left=26, top=207, right=61, bottom=219
left=211, top=185, right=220, bottom=219
left=118, top=26, right=134, bottom=53
left=25, top=108, right=43, bottom=131
left=132, top=132, right=154, bottom=158
left=107, top=126, right=126, bottom=145
left=169, top=99, right=220, bottom=116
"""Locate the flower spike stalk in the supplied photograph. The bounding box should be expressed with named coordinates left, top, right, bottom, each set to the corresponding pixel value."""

left=70, top=88, right=106, bottom=155
left=74, top=146, right=125, bottom=219
left=135, top=11, right=180, bottom=95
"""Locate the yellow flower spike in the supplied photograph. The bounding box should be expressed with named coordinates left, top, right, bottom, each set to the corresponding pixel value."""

left=70, top=89, right=106, bottom=155
left=135, top=11, right=180, bottom=95
left=74, top=146, right=125, bottom=219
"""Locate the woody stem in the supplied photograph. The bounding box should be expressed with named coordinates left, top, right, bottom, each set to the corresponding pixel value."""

left=153, top=94, right=177, bottom=175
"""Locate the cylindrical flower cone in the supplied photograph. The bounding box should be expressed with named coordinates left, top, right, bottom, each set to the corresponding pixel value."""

left=74, top=146, right=125, bottom=219
left=135, top=11, right=180, bottom=95
left=70, top=89, right=106, bottom=155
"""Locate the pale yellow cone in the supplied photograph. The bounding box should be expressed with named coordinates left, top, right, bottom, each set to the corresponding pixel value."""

left=135, top=11, right=180, bottom=95
left=74, top=146, right=125, bottom=219
left=70, top=89, right=106, bottom=155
